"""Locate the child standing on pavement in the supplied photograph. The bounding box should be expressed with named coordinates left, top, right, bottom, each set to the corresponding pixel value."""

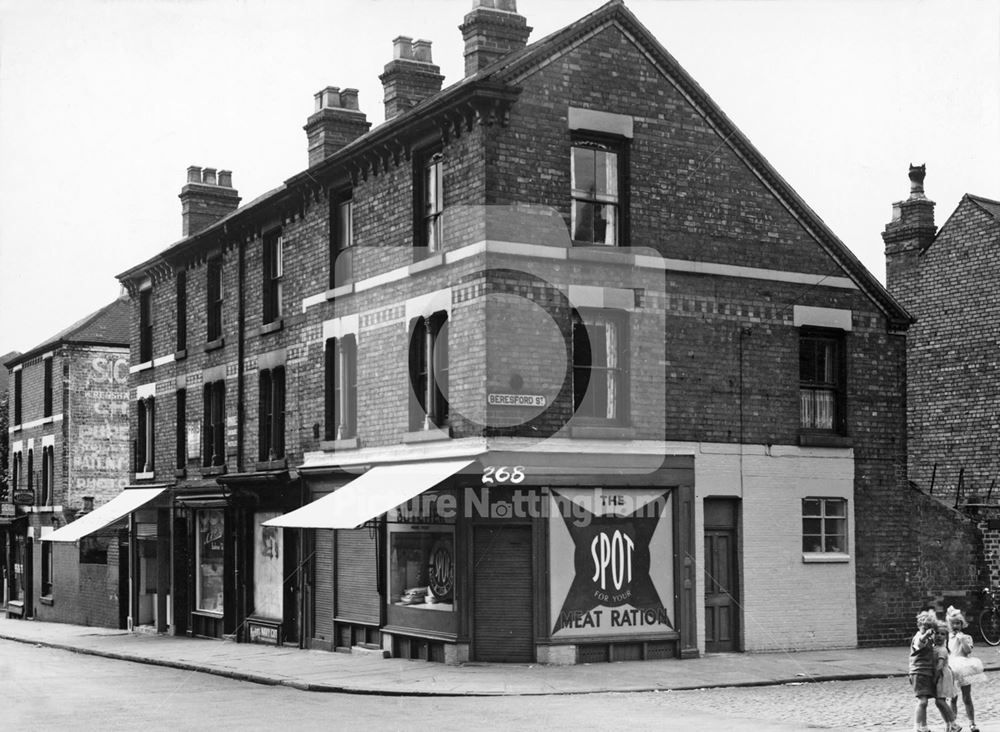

left=947, top=606, right=985, bottom=732
left=933, top=621, right=961, bottom=732
left=910, top=610, right=959, bottom=732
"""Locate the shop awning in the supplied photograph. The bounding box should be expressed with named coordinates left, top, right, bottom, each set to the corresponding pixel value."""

left=263, top=459, right=475, bottom=530
left=43, top=486, right=169, bottom=542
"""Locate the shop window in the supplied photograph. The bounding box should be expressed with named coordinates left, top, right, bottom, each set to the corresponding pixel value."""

left=572, top=310, right=627, bottom=422
left=136, top=397, right=154, bottom=473
left=79, top=535, right=109, bottom=565
left=262, top=230, right=283, bottom=325
left=207, top=257, right=224, bottom=342
left=253, top=512, right=283, bottom=620
left=571, top=138, right=625, bottom=246
left=389, top=526, right=455, bottom=612
left=41, top=540, right=52, bottom=597
left=176, top=270, right=187, bottom=352
left=324, top=336, right=357, bottom=441
left=415, top=150, right=443, bottom=253
left=330, top=192, right=353, bottom=287
left=196, top=509, right=225, bottom=613
left=202, top=380, right=226, bottom=467
left=14, top=369, right=22, bottom=425
left=43, top=357, right=53, bottom=418
left=139, top=288, right=153, bottom=363
left=408, top=312, right=448, bottom=431
left=176, top=388, right=187, bottom=470
left=800, top=330, right=846, bottom=433
left=802, top=498, right=848, bottom=554
left=11, top=535, right=26, bottom=603
left=258, top=367, right=285, bottom=462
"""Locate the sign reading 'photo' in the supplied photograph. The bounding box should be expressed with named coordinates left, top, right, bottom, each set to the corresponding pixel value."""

left=548, top=488, right=674, bottom=638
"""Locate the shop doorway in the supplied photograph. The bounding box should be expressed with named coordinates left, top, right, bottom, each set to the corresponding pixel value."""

left=703, top=498, right=740, bottom=652
left=472, top=525, right=533, bottom=662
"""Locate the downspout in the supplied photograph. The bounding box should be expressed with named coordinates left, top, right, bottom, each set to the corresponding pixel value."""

left=236, top=228, right=247, bottom=634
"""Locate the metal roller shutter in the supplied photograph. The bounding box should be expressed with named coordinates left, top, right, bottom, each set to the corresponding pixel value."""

left=472, top=525, right=534, bottom=662
left=335, top=528, right=380, bottom=623
left=313, top=531, right=334, bottom=641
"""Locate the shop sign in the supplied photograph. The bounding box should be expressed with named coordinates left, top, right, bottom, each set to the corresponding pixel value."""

left=487, top=393, right=546, bottom=407
left=1, top=502, right=15, bottom=516
left=247, top=620, right=281, bottom=645
left=548, top=488, right=675, bottom=638
left=12, top=490, right=35, bottom=506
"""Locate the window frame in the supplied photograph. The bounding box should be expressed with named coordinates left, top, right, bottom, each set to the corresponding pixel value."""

left=414, top=149, right=444, bottom=253
left=41, top=540, right=53, bottom=598
left=176, top=388, right=187, bottom=470
left=207, top=257, right=224, bottom=343
left=43, top=357, right=53, bottom=418
left=801, top=497, right=849, bottom=559
left=136, top=397, right=154, bottom=474
left=325, top=336, right=358, bottom=441
left=40, top=445, right=52, bottom=506
left=571, top=309, right=629, bottom=424
left=799, top=328, right=847, bottom=435
left=202, top=380, right=226, bottom=468
left=176, top=270, right=187, bottom=352
left=27, top=448, right=33, bottom=493
left=262, top=230, right=283, bottom=325
left=258, top=366, right=286, bottom=462
left=139, top=288, right=153, bottom=363
left=330, top=191, right=353, bottom=288
left=408, top=312, right=448, bottom=431
left=13, top=368, right=22, bottom=425
left=570, top=133, right=629, bottom=247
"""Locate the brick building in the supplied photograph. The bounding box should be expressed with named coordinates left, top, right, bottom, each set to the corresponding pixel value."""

left=3, top=299, right=130, bottom=626
left=104, top=0, right=928, bottom=661
left=884, top=165, right=1000, bottom=598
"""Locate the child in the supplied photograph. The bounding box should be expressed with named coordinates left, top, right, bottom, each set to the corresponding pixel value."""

left=910, top=610, right=960, bottom=732
left=947, top=606, right=985, bottom=732
left=934, top=620, right=961, bottom=731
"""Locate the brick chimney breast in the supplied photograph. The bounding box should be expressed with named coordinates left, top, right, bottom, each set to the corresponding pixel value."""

left=304, top=86, right=371, bottom=167
left=179, top=166, right=241, bottom=237
left=379, top=36, right=445, bottom=120
left=459, top=0, right=532, bottom=77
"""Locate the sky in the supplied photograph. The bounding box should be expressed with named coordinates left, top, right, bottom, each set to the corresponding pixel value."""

left=0, top=0, right=997, bottom=356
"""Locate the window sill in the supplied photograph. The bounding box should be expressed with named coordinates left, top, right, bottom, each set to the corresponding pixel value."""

left=41, top=416, right=54, bottom=425
left=175, top=468, right=187, bottom=479
left=260, top=319, right=283, bottom=336
left=402, top=426, right=452, bottom=444
left=134, top=360, right=154, bottom=373
left=802, top=552, right=850, bottom=564
left=200, top=464, right=228, bottom=477
left=409, top=252, right=444, bottom=275
left=255, top=457, right=287, bottom=472
left=325, top=283, right=354, bottom=300
left=39, top=595, right=54, bottom=606
left=798, top=432, right=853, bottom=448
left=134, top=471, right=156, bottom=481
left=11, top=424, right=21, bottom=432
left=192, top=609, right=224, bottom=619
left=174, top=349, right=187, bottom=362
left=568, top=245, right=630, bottom=265
left=569, top=425, right=635, bottom=440
left=204, top=337, right=225, bottom=353
left=319, top=437, right=360, bottom=451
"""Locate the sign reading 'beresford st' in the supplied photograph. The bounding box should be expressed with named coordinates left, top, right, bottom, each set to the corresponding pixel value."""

left=487, top=393, right=547, bottom=407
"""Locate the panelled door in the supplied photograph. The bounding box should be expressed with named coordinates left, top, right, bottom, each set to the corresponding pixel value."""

left=703, top=499, right=740, bottom=652
left=472, top=525, right=533, bottom=662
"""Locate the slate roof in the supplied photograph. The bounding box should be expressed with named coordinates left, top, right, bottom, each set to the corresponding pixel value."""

left=5, top=297, right=130, bottom=368
left=968, top=194, right=1000, bottom=222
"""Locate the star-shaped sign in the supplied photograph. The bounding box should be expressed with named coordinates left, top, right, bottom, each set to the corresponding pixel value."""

left=551, top=490, right=673, bottom=634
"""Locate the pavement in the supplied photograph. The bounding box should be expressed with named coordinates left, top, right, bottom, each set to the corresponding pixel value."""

left=2, top=615, right=999, bottom=699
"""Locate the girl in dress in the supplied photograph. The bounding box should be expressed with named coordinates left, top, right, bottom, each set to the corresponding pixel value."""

left=947, top=606, right=985, bottom=732
left=933, top=621, right=961, bottom=732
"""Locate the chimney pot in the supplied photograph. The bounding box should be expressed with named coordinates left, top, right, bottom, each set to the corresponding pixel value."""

left=393, top=35, right=414, bottom=60
left=202, top=167, right=218, bottom=185
left=316, top=86, right=341, bottom=111
left=908, top=163, right=927, bottom=199
left=187, top=165, right=202, bottom=183
left=412, top=39, right=433, bottom=63
left=340, top=88, right=360, bottom=110
left=218, top=170, right=233, bottom=188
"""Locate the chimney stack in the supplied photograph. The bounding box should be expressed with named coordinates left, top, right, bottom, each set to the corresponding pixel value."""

left=459, top=0, right=531, bottom=77
left=379, top=36, right=445, bottom=120
left=304, top=86, right=372, bottom=167
left=179, top=166, right=241, bottom=237
left=883, top=164, right=936, bottom=301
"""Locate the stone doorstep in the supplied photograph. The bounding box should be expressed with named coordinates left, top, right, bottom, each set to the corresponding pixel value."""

left=350, top=644, right=390, bottom=659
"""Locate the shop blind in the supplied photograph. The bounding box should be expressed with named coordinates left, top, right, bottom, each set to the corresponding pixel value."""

left=313, top=531, right=334, bottom=640
left=335, top=529, right=380, bottom=623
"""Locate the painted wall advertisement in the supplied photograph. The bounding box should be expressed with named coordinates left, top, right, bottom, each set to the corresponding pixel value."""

left=548, top=487, right=674, bottom=638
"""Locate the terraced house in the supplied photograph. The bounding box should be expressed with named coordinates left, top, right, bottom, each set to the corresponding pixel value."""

left=95, top=0, right=947, bottom=662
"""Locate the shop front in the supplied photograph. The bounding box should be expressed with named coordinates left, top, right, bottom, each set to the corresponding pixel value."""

left=267, top=453, right=696, bottom=664
left=2, top=516, right=30, bottom=618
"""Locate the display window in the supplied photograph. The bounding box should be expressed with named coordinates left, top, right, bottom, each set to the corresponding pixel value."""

left=389, top=526, right=455, bottom=613
left=252, top=511, right=283, bottom=620
left=196, top=510, right=225, bottom=613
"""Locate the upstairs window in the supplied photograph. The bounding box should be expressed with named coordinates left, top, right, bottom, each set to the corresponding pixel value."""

left=800, top=331, right=845, bottom=433
left=324, top=336, right=357, bottom=441
left=136, top=397, right=155, bottom=473
left=409, top=312, right=448, bottom=431
left=330, top=193, right=353, bottom=288
left=572, top=310, right=627, bottom=422
left=43, top=357, right=53, bottom=418
left=176, top=389, right=187, bottom=470
left=416, top=151, right=444, bottom=252
left=203, top=380, right=226, bottom=467
left=571, top=140, right=623, bottom=246
left=176, top=270, right=187, bottom=352
left=262, top=231, right=283, bottom=325
left=258, top=367, right=286, bottom=462
left=40, top=445, right=53, bottom=506
left=13, top=369, right=21, bottom=425
left=27, top=449, right=34, bottom=492
left=802, top=498, right=848, bottom=554
left=139, top=288, right=153, bottom=363
left=12, top=451, right=21, bottom=491
left=207, top=257, right=224, bottom=342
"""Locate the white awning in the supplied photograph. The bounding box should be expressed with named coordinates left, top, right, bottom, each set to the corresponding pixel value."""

left=44, top=486, right=168, bottom=542
left=264, top=460, right=475, bottom=529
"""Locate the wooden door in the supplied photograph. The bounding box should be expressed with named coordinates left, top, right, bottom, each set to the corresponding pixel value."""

left=704, top=499, right=739, bottom=652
